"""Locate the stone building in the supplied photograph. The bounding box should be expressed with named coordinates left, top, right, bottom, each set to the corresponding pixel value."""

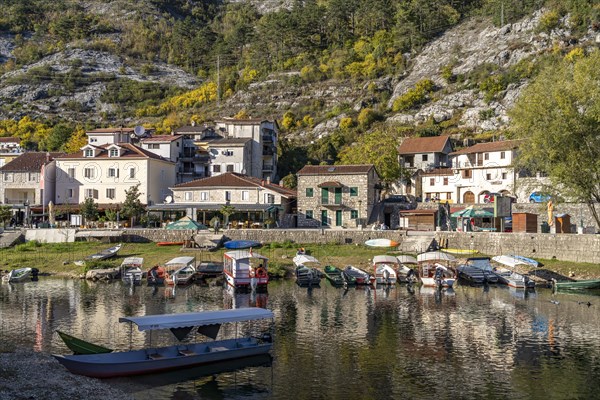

left=296, top=165, right=381, bottom=228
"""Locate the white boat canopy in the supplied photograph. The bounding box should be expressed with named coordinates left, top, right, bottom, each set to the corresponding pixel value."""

left=417, top=251, right=457, bottom=263
left=165, top=256, right=196, bottom=266
left=372, top=255, right=399, bottom=264
left=119, top=308, right=274, bottom=331
left=293, top=254, right=320, bottom=266
left=224, top=250, right=268, bottom=260
left=121, top=257, right=144, bottom=266
left=396, top=255, right=418, bottom=265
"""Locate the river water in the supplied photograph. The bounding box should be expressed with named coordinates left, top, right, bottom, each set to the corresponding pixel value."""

left=1, top=278, right=600, bottom=399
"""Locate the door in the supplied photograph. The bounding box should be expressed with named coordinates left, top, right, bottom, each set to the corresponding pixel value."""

left=335, top=210, right=342, bottom=226
left=463, top=191, right=475, bottom=203
left=334, top=188, right=342, bottom=204
left=321, top=210, right=328, bottom=226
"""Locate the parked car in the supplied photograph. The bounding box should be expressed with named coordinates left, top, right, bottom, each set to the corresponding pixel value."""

left=529, top=192, right=551, bottom=203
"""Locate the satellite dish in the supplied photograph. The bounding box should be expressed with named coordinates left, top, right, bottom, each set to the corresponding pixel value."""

left=130, top=133, right=137, bottom=139
left=134, top=126, right=146, bottom=137
left=164, top=195, right=173, bottom=204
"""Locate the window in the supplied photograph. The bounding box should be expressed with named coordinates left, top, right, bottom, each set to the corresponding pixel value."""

left=226, top=164, right=234, bottom=172
left=241, top=191, right=249, bottom=201
left=200, top=191, right=208, bottom=201
left=306, top=210, right=313, bottom=219
left=484, top=153, right=489, bottom=160
left=350, top=187, right=358, bottom=196
left=184, top=191, right=193, bottom=201
left=28, top=172, right=36, bottom=182
left=84, top=149, right=94, bottom=157
left=422, top=154, right=428, bottom=162
left=106, top=188, right=115, bottom=199
left=67, top=188, right=74, bottom=198
left=109, top=149, right=119, bottom=157
left=502, top=172, right=508, bottom=180
left=265, top=193, right=274, bottom=204
left=306, top=188, right=313, bottom=197
left=3, top=173, right=11, bottom=182
left=486, top=173, right=492, bottom=180
left=225, top=191, right=231, bottom=202
left=500, top=151, right=506, bottom=159
left=148, top=144, right=160, bottom=149
left=321, top=188, right=329, bottom=204
left=429, top=178, right=435, bottom=186
left=129, top=168, right=136, bottom=179
left=213, top=165, right=221, bottom=173
left=350, top=210, right=358, bottom=219
left=108, top=168, right=119, bottom=178
left=84, top=168, right=94, bottom=179
left=443, top=177, right=448, bottom=185
left=85, top=189, right=98, bottom=199
left=463, top=170, right=472, bottom=179
left=446, top=193, right=452, bottom=200
left=68, top=168, right=75, bottom=179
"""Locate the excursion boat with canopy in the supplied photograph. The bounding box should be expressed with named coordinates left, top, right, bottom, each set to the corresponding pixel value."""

left=372, top=255, right=399, bottom=285
left=120, top=257, right=144, bottom=285
left=53, top=308, right=274, bottom=378
left=417, top=251, right=457, bottom=288
left=223, top=250, right=269, bottom=292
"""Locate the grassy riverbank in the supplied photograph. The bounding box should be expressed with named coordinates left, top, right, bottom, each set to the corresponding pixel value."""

left=0, top=241, right=598, bottom=281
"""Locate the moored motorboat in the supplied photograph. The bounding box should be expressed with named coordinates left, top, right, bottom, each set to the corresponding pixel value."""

left=552, top=278, right=600, bottom=290
left=323, top=265, right=355, bottom=287
left=293, top=254, right=321, bottom=287
left=164, top=256, right=196, bottom=286
left=53, top=308, right=275, bottom=378
left=457, top=257, right=499, bottom=285
left=372, top=255, right=399, bottom=285
left=417, top=251, right=457, bottom=288
left=120, top=257, right=144, bottom=285
left=147, top=265, right=166, bottom=285
left=196, top=261, right=224, bottom=278
left=343, top=265, right=371, bottom=285
left=492, top=255, right=535, bottom=289
left=395, top=255, right=418, bottom=283
left=223, top=250, right=269, bottom=292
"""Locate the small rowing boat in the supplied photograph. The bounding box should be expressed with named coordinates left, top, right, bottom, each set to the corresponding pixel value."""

left=552, top=278, right=600, bottom=290
left=56, top=331, right=113, bottom=355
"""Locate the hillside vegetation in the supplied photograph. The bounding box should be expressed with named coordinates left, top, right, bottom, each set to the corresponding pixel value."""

left=1, top=0, right=600, bottom=178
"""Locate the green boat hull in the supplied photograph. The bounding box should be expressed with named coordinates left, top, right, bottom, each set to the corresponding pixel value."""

left=553, top=279, right=600, bottom=290
left=57, top=330, right=113, bottom=355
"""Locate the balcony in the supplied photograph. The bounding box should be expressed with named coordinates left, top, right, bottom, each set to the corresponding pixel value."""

left=262, top=135, right=274, bottom=143
left=262, top=163, right=274, bottom=172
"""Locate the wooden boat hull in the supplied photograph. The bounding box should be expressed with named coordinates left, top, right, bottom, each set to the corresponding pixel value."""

left=323, top=266, right=354, bottom=286
left=343, top=266, right=370, bottom=285
left=156, top=242, right=184, bottom=247
left=552, top=279, right=600, bottom=290
left=57, top=331, right=113, bottom=355
left=54, top=338, right=271, bottom=378
left=2, top=268, right=32, bottom=283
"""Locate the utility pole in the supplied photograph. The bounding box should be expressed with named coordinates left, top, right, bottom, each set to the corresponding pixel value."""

left=217, top=55, right=220, bottom=105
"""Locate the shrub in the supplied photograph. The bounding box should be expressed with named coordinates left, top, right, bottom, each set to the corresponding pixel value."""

left=537, top=10, right=561, bottom=33
left=392, top=79, right=435, bottom=112
left=357, top=108, right=379, bottom=128
left=339, top=117, right=354, bottom=130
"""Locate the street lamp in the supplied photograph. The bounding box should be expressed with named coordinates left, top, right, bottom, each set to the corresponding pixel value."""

left=358, top=199, right=362, bottom=229
left=23, top=200, right=29, bottom=228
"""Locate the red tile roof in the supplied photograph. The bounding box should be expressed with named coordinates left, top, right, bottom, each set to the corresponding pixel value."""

left=450, top=140, right=523, bottom=155
left=0, top=152, right=64, bottom=172
left=0, top=137, right=20, bottom=143
left=297, top=164, right=375, bottom=175
left=174, top=172, right=296, bottom=197
left=86, top=128, right=136, bottom=133
left=398, top=136, right=451, bottom=154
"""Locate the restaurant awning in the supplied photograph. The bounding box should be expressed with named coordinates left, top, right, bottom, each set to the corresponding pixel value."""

left=148, top=203, right=276, bottom=212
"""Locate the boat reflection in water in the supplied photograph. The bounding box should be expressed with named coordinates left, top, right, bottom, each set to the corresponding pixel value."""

left=108, top=354, right=273, bottom=398
left=223, top=284, right=268, bottom=310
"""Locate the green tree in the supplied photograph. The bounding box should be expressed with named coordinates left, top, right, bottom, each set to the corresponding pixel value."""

left=79, top=198, right=99, bottom=226
left=220, top=205, right=236, bottom=227
left=510, top=50, right=600, bottom=229
left=121, top=184, right=145, bottom=227
left=281, top=173, right=297, bottom=189
left=0, top=205, right=12, bottom=227
left=337, top=130, right=401, bottom=186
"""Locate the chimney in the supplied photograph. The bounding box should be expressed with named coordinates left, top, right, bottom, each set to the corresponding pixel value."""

left=261, top=179, right=265, bottom=186
left=191, top=120, right=196, bottom=127
left=266, top=176, right=271, bottom=184
left=46, top=152, right=50, bottom=163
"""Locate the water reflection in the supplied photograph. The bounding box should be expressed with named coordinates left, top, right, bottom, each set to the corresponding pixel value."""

left=2, top=278, right=600, bottom=399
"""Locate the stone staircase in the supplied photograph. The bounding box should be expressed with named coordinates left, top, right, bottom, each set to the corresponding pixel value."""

left=398, top=232, right=437, bottom=254
left=0, top=230, right=25, bottom=248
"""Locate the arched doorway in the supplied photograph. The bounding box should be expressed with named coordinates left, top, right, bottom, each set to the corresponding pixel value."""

left=463, top=191, right=475, bottom=203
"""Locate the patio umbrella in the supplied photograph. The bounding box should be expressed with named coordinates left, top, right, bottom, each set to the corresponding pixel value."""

left=451, top=206, right=494, bottom=218
left=165, top=216, right=208, bottom=230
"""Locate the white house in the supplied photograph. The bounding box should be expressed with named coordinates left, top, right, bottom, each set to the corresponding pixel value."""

left=0, top=137, right=23, bottom=168
left=448, top=140, right=521, bottom=203
left=54, top=143, right=176, bottom=206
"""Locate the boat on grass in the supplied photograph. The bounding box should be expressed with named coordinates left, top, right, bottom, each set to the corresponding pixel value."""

left=74, top=243, right=122, bottom=266
left=164, top=256, right=196, bottom=286
left=156, top=241, right=184, bottom=247
left=2, top=267, right=34, bottom=283
left=417, top=251, right=457, bottom=288
left=457, top=257, right=499, bottom=285
left=365, top=238, right=399, bottom=248
left=343, top=265, right=371, bottom=285
left=552, top=278, right=600, bottom=290
left=372, top=255, right=399, bottom=285
left=56, top=330, right=113, bottom=355
left=441, top=248, right=478, bottom=256
left=293, top=254, right=321, bottom=287
left=223, top=240, right=262, bottom=250
left=121, top=257, right=144, bottom=285
left=53, top=308, right=274, bottom=378
left=223, top=250, right=269, bottom=292
left=323, top=265, right=356, bottom=287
